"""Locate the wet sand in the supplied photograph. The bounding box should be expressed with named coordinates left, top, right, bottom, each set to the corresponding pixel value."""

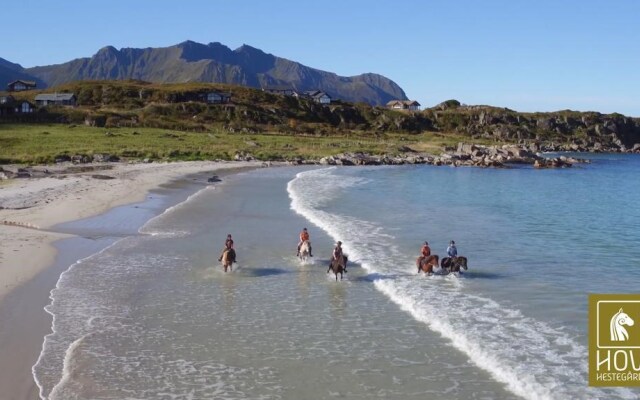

left=0, top=161, right=264, bottom=400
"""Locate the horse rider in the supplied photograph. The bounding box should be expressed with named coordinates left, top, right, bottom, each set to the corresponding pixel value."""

left=332, top=241, right=346, bottom=272
left=420, top=241, right=431, bottom=262
left=218, top=234, right=235, bottom=262
left=447, top=240, right=458, bottom=260
left=297, top=227, right=313, bottom=257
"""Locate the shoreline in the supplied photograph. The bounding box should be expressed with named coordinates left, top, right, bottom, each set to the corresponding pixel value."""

left=0, top=160, right=264, bottom=400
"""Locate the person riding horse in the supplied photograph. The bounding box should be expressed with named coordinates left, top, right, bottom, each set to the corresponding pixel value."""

left=296, top=227, right=313, bottom=257
left=418, top=241, right=431, bottom=264
left=218, top=234, right=236, bottom=263
left=332, top=241, right=346, bottom=273
left=447, top=240, right=457, bottom=260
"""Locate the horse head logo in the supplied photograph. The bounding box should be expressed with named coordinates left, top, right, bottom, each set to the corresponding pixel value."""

left=610, top=308, right=635, bottom=341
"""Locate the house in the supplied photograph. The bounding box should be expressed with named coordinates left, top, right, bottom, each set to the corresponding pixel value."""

left=386, top=100, right=421, bottom=111
left=35, top=93, right=77, bottom=106
left=0, top=96, right=35, bottom=115
left=201, top=92, right=232, bottom=104
left=299, top=90, right=332, bottom=104
left=263, top=86, right=296, bottom=96
left=7, top=80, right=37, bottom=92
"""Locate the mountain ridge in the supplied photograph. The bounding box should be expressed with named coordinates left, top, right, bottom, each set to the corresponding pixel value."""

left=13, top=41, right=407, bottom=105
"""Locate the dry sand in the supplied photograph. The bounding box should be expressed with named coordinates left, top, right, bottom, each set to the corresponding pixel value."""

left=0, top=160, right=264, bottom=400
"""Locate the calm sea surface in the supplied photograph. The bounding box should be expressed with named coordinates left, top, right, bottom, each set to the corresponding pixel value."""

left=34, top=154, right=640, bottom=399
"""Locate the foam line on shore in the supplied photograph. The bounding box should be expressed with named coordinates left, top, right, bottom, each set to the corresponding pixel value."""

left=32, top=181, right=217, bottom=399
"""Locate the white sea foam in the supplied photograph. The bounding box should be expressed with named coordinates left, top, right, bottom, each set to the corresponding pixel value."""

left=138, top=185, right=215, bottom=236
left=287, top=167, right=633, bottom=400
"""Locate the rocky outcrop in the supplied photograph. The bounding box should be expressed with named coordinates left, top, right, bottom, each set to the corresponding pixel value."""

left=428, top=105, right=640, bottom=153
left=306, top=142, right=587, bottom=168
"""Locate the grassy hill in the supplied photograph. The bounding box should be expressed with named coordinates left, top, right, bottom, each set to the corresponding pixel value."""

left=1, top=80, right=639, bottom=164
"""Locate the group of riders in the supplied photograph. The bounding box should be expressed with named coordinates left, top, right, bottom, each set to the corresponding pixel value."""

left=419, top=240, right=458, bottom=261
left=218, top=228, right=460, bottom=274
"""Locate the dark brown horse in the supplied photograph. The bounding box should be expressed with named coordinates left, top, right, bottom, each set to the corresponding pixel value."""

left=221, top=249, right=236, bottom=272
left=441, top=256, right=468, bottom=273
left=327, top=255, right=348, bottom=281
left=417, top=255, right=439, bottom=274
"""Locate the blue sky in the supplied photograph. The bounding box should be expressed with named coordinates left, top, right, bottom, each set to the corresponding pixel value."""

left=2, top=1, right=640, bottom=116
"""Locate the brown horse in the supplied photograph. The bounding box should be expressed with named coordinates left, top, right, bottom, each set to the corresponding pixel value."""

left=221, top=249, right=236, bottom=272
left=441, top=256, right=468, bottom=273
left=327, top=255, right=348, bottom=281
left=417, top=255, right=439, bottom=274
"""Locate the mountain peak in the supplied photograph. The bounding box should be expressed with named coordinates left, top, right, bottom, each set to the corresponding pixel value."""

left=235, top=44, right=267, bottom=56
left=23, top=41, right=408, bottom=105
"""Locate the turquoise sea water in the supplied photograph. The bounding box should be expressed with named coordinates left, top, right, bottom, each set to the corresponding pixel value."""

left=34, top=154, right=640, bottom=399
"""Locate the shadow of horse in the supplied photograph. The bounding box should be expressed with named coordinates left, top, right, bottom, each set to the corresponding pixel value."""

left=244, top=267, right=289, bottom=277
left=441, top=257, right=468, bottom=274
left=416, top=255, right=439, bottom=275
left=327, top=255, right=348, bottom=281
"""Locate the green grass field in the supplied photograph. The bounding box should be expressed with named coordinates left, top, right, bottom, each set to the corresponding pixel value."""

left=0, top=123, right=481, bottom=164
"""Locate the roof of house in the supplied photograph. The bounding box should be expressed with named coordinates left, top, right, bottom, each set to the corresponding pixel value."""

left=386, top=100, right=420, bottom=107
left=8, top=80, right=37, bottom=86
left=35, top=93, right=76, bottom=101
left=303, top=90, right=330, bottom=99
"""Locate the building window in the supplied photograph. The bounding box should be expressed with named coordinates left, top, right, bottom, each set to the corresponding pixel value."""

left=21, top=102, right=31, bottom=113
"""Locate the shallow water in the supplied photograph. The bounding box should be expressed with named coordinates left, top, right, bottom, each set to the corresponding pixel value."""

left=34, top=155, right=640, bottom=399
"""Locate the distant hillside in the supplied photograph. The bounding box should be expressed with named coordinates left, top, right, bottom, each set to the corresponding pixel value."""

left=21, top=41, right=407, bottom=105
left=5, top=80, right=639, bottom=154
left=0, top=57, right=45, bottom=90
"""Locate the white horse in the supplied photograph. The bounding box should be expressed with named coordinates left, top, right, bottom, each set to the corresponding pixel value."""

left=299, top=241, right=311, bottom=262
left=610, top=308, right=634, bottom=341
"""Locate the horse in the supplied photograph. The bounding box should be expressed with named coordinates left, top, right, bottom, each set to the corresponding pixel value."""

left=417, top=255, right=439, bottom=274
left=610, top=308, right=634, bottom=341
left=221, top=248, right=236, bottom=273
left=441, top=256, right=468, bottom=273
left=327, top=255, right=348, bottom=281
left=299, top=240, right=311, bottom=262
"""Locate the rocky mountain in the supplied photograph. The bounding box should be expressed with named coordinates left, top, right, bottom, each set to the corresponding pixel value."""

left=18, top=41, right=407, bottom=105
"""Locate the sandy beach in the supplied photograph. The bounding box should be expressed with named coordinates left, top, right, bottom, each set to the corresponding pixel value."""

left=0, top=160, right=263, bottom=400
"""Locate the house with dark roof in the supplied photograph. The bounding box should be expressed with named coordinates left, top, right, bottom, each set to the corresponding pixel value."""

left=35, top=93, right=77, bottom=106
left=386, top=100, right=421, bottom=111
left=0, top=95, right=35, bottom=115
left=7, top=80, right=37, bottom=92
left=298, top=90, right=332, bottom=104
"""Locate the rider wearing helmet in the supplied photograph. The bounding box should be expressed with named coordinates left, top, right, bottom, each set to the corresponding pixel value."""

left=447, top=240, right=457, bottom=259
left=421, top=241, right=431, bottom=258
left=218, top=234, right=235, bottom=262
left=332, top=241, right=346, bottom=272
left=297, top=227, right=313, bottom=257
